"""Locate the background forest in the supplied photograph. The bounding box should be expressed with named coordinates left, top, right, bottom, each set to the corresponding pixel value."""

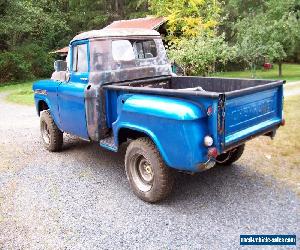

left=0, top=0, right=299, bottom=83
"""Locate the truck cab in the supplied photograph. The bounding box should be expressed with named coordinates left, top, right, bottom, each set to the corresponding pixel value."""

left=33, top=28, right=284, bottom=203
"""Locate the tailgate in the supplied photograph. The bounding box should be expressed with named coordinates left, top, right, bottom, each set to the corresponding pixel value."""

left=224, top=85, right=283, bottom=148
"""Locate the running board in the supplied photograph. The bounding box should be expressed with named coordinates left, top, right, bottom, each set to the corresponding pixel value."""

left=99, top=136, right=118, bottom=152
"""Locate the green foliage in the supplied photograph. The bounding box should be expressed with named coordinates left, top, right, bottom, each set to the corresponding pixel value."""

left=0, top=44, right=54, bottom=82
left=0, top=0, right=299, bottom=82
left=150, top=0, right=222, bottom=42
left=0, top=50, right=32, bottom=82
left=0, top=0, right=149, bottom=83
left=0, top=0, right=68, bottom=82
left=233, top=0, right=300, bottom=76
left=168, top=33, right=235, bottom=75
left=150, top=0, right=229, bottom=76
left=0, top=0, right=69, bottom=48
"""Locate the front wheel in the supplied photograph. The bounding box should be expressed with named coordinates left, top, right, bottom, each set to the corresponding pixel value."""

left=216, top=144, right=245, bottom=166
left=40, top=110, right=63, bottom=152
left=125, top=137, right=174, bottom=203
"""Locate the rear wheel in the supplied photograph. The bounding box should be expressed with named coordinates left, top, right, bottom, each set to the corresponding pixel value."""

left=216, top=144, right=245, bottom=166
left=125, top=137, right=174, bottom=203
left=40, top=110, right=63, bottom=152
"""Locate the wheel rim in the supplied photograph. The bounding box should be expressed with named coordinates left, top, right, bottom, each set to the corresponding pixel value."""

left=41, top=121, right=50, bottom=145
left=129, top=153, right=154, bottom=192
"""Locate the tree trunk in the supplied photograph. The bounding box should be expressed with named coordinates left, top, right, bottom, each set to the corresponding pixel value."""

left=250, top=62, right=256, bottom=78
left=278, top=62, right=282, bottom=77
left=115, top=0, right=119, bottom=14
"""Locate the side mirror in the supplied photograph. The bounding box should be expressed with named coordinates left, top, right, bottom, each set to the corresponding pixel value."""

left=54, top=60, right=67, bottom=72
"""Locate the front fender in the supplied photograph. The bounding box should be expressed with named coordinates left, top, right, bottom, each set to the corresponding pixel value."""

left=33, top=79, right=61, bottom=129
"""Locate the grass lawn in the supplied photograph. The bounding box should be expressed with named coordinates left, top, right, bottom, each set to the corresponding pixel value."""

left=0, top=80, right=35, bottom=105
left=213, top=63, right=300, bottom=82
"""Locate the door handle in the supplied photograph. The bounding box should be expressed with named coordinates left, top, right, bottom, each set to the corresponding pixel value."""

left=80, top=77, right=88, bottom=81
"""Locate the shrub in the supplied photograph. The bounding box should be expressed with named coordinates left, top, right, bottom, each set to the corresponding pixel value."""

left=0, top=51, right=32, bottom=82
left=168, top=33, right=236, bottom=76
left=0, top=43, right=54, bottom=83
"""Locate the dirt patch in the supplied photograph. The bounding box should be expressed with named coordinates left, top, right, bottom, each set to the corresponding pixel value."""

left=240, top=95, right=300, bottom=195
left=241, top=138, right=300, bottom=195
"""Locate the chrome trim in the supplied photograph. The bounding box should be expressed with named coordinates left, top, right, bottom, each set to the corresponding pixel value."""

left=34, top=89, right=47, bottom=95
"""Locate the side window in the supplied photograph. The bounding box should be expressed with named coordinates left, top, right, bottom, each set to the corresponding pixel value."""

left=72, top=44, right=88, bottom=72
left=133, top=40, right=157, bottom=59
left=72, top=46, right=78, bottom=71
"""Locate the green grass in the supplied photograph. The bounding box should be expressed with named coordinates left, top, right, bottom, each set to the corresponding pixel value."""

left=213, top=63, right=300, bottom=82
left=0, top=80, right=35, bottom=105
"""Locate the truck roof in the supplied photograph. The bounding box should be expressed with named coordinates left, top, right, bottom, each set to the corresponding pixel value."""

left=71, top=28, right=160, bottom=43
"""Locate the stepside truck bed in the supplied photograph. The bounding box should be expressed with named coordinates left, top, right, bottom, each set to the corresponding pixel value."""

left=104, top=76, right=284, bottom=153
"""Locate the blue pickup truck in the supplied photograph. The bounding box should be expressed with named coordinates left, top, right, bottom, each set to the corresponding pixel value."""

left=33, top=28, right=284, bottom=202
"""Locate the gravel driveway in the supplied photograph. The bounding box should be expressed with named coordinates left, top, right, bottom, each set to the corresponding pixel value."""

left=0, top=93, right=299, bottom=249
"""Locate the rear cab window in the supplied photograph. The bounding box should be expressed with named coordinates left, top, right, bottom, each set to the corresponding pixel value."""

left=112, top=39, right=157, bottom=61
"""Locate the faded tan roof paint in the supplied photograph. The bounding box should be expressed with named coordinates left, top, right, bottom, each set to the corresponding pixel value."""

left=51, top=46, right=69, bottom=54
left=105, top=17, right=165, bottom=30
left=53, top=17, right=165, bottom=54
left=71, top=28, right=160, bottom=42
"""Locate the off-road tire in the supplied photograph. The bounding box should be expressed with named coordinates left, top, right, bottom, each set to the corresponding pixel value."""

left=40, top=110, right=63, bottom=152
left=216, top=144, right=245, bottom=166
left=125, top=137, right=174, bottom=203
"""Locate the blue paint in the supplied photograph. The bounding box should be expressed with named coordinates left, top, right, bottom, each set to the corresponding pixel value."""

left=225, top=118, right=281, bottom=145
left=121, top=95, right=205, bottom=120
left=57, top=40, right=90, bottom=139
left=224, top=87, right=283, bottom=147
left=110, top=93, right=214, bottom=171
left=113, top=116, right=208, bottom=172
left=33, top=79, right=61, bottom=128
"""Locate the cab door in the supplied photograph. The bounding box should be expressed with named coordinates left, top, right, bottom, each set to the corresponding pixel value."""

left=57, top=40, right=90, bottom=139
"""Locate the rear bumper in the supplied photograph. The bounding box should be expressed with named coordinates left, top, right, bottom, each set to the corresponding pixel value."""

left=224, top=119, right=281, bottom=151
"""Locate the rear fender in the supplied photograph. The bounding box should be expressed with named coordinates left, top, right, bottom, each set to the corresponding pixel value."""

left=113, top=94, right=209, bottom=172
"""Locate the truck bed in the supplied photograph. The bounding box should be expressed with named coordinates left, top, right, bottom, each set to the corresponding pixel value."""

left=104, top=76, right=284, bottom=153
left=104, top=76, right=283, bottom=98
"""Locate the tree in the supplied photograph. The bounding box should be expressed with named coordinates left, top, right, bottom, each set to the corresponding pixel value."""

left=219, top=0, right=266, bottom=43
left=150, top=0, right=222, bottom=43
left=0, top=0, right=150, bottom=82
left=150, top=0, right=230, bottom=76
left=235, top=0, right=300, bottom=77
left=265, top=0, right=300, bottom=77
left=168, top=33, right=235, bottom=76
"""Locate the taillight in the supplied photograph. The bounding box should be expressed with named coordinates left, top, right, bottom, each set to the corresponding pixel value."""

left=208, top=147, right=218, bottom=158
left=207, top=106, right=213, bottom=116
left=281, top=118, right=285, bottom=126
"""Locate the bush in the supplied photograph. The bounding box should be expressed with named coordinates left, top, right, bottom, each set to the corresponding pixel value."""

left=0, top=51, right=32, bottom=82
left=167, top=33, right=236, bottom=76
left=0, top=43, right=54, bottom=83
